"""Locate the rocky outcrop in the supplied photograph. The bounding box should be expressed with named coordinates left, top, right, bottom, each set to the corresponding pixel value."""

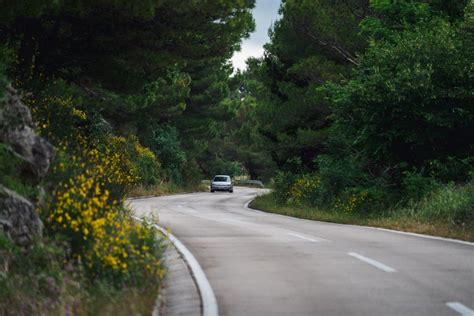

left=0, top=85, right=53, bottom=247
left=0, top=85, right=54, bottom=179
left=0, top=185, right=43, bottom=246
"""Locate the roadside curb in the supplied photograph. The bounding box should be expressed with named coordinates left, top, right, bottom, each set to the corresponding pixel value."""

left=132, top=215, right=219, bottom=316
left=127, top=190, right=208, bottom=201
left=245, top=197, right=474, bottom=247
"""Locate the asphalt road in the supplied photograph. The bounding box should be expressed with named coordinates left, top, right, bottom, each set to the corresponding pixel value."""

left=129, top=187, right=474, bottom=316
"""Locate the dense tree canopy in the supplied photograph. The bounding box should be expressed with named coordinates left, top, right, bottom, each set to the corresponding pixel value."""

left=240, top=0, right=368, bottom=171
left=239, top=0, right=473, bottom=208
left=1, top=0, right=256, bottom=181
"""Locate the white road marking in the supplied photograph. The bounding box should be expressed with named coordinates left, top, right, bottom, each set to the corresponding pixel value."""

left=348, top=252, right=397, bottom=273
left=288, top=232, right=326, bottom=242
left=446, top=302, right=474, bottom=316
left=243, top=197, right=474, bottom=246
left=132, top=216, right=218, bottom=316
left=288, top=232, right=319, bottom=242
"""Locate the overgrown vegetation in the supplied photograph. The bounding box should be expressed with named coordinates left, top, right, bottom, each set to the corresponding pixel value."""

left=1, top=0, right=473, bottom=312
left=1, top=0, right=256, bottom=313
left=241, top=0, right=473, bottom=239
left=252, top=182, right=474, bottom=241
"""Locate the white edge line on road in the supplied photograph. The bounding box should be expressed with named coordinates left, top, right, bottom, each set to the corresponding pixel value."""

left=287, top=232, right=320, bottom=242
left=371, top=228, right=474, bottom=246
left=348, top=252, right=397, bottom=273
left=244, top=197, right=474, bottom=247
left=446, top=302, right=474, bottom=316
left=244, top=199, right=252, bottom=209
left=132, top=216, right=218, bottom=316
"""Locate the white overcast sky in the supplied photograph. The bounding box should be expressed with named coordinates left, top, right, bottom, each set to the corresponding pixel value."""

left=231, top=0, right=281, bottom=72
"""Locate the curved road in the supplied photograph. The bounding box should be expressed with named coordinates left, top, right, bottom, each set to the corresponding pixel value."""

left=129, top=187, right=473, bottom=316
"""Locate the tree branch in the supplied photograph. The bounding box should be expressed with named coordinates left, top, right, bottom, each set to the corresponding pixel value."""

left=304, top=27, right=360, bottom=66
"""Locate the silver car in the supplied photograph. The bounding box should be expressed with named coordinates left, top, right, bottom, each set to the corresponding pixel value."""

left=210, top=175, right=233, bottom=193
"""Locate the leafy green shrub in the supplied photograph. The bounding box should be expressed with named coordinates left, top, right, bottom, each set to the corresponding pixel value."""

left=402, top=169, right=440, bottom=202
left=334, top=185, right=389, bottom=215
left=0, top=233, right=85, bottom=315
left=43, top=135, right=165, bottom=287
left=208, top=158, right=242, bottom=178
left=182, top=158, right=203, bottom=186
left=146, top=124, right=186, bottom=184
left=315, top=154, right=366, bottom=205
left=272, top=171, right=298, bottom=203
left=428, top=157, right=474, bottom=183
left=415, top=182, right=474, bottom=225
left=27, top=80, right=88, bottom=146
left=0, top=144, right=37, bottom=199
left=127, top=136, right=161, bottom=187
left=287, top=173, right=322, bottom=206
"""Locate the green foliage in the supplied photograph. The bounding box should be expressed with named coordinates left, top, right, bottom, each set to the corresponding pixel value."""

left=272, top=171, right=299, bottom=203
left=0, top=0, right=259, bottom=313
left=1, top=0, right=256, bottom=185
left=208, top=158, right=242, bottom=178
left=241, top=0, right=367, bottom=171
left=331, top=9, right=474, bottom=183
left=127, top=136, right=162, bottom=187
left=145, top=124, right=186, bottom=183
left=248, top=0, right=473, bottom=226
left=405, top=182, right=474, bottom=225
left=181, top=158, right=203, bottom=186
left=0, top=144, right=37, bottom=199
left=0, top=234, right=85, bottom=315
left=401, top=169, right=440, bottom=201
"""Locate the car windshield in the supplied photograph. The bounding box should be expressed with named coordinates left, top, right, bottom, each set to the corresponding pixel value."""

left=213, top=176, right=229, bottom=182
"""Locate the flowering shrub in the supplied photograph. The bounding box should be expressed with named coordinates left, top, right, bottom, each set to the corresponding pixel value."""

left=287, top=174, right=321, bottom=205
left=27, top=80, right=88, bottom=147
left=333, top=191, right=369, bottom=213
left=333, top=186, right=388, bottom=214
left=25, top=83, right=165, bottom=286
left=45, top=143, right=163, bottom=285
left=272, top=171, right=298, bottom=203
left=127, top=135, right=161, bottom=186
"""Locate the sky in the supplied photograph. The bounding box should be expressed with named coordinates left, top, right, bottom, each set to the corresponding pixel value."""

left=231, top=0, right=281, bottom=72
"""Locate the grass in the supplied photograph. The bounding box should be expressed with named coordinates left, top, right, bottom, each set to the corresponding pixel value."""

left=0, top=144, right=37, bottom=199
left=127, top=182, right=208, bottom=198
left=250, top=189, right=474, bottom=242
left=85, top=282, right=159, bottom=316
left=0, top=233, right=161, bottom=315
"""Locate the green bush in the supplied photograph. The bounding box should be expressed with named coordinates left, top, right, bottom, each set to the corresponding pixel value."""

left=428, top=157, right=474, bottom=183
left=0, top=144, right=37, bottom=199
left=145, top=124, right=186, bottom=184
left=286, top=173, right=323, bottom=206
left=272, top=171, right=299, bottom=203
left=0, top=233, right=85, bottom=315
left=127, top=136, right=162, bottom=187
left=402, top=169, right=440, bottom=202
left=182, top=158, right=203, bottom=186
left=415, top=182, right=474, bottom=225
left=208, top=158, right=242, bottom=178
left=315, top=154, right=367, bottom=205
left=335, top=185, right=390, bottom=215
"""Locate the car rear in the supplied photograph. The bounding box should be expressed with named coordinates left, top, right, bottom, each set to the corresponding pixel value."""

left=210, top=175, right=233, bottom=193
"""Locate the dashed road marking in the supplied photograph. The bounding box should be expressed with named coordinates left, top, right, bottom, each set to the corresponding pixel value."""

left=288, top=232, right=319, bottom=242
left=446, top=302, right=474, bottom=316
left=348, top=252, right=397, bottom=273
left=287, top=232, right=328, bottom=242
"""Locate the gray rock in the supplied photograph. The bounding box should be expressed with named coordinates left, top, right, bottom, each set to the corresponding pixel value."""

left=0, top=185, right=43, bottom=246
left=0, top=85, right=54, bottom=179
left=0, top=85, right=52, bottom=247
